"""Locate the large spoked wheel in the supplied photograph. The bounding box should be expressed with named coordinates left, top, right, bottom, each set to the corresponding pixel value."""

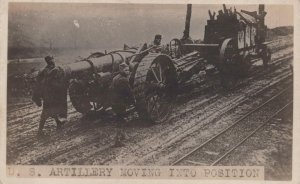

left=239, top=54, right=252, bottom=77
left=69, top=79, right=106, bottom=114
left=219, top=38, right=237, bottom=66
left=219, top=38, right=239, bottom=89
left=69, top=79, right=92, bottom=114
left=143, top=59, right=177, bottom=124
left=169, top=38, right=182, bottom=59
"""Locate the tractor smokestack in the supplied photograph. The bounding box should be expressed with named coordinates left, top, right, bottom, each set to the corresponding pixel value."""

left=258, top=4, right=266, bottom=24
left=183, top=4, right=192, bottom=39
left=259, top=4, right=265, bottom=14
left=258, top=4, right=267, bottom=42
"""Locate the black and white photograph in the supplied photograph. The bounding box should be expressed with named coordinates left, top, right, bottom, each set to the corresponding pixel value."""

left=3, top=1, right=295, bottom=181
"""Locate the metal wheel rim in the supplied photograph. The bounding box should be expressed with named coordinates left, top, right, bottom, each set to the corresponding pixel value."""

left=146, top=61, right=173, bottom=123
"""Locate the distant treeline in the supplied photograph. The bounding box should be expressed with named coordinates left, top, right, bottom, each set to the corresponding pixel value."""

left=8, top=26, right=293, bottom=60
left=8, top=47, right=64, bottom=60
left=267, top=26, right=293, bottom=40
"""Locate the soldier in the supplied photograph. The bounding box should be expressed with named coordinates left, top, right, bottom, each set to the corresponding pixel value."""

left=153, top=34, right=162, bottom=46
left=32, top=56, right=68, bottom=137
left=111, top=63, right=135, bottom=147
left=149, top=34, right=162, bottom=53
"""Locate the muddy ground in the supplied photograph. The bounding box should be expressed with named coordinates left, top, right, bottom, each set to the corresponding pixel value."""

left=7, top=35, right=293, bottom=180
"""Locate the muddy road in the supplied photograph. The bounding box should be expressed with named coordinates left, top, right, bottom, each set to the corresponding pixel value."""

left=7, top=35, right=293, bottom=179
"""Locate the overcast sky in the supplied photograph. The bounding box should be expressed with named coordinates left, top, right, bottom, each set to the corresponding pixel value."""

left=8, top=3, right=293, bottom=50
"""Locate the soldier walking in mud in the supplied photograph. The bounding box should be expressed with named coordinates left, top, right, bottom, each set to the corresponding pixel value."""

left=32, top=56, right=68, bottom=137
left=111, top=63, right=136, bottom=147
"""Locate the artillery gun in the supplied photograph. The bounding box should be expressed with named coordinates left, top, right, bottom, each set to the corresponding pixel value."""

left=59, top=4, right=271, bottom=123
left=61, top=45, right=178, bottom=123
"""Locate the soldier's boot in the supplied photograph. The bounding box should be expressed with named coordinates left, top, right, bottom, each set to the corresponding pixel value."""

left=114, top=131, right=125, bottom=147
left=57, top=116, right=67, bottom=124
left=55, top=117, right=66, bottom=131
left=37, top=115, right=47, bottom=137
left=114, top=139, right=125, bottom=147
left=56, top=123, right=63, bottom=131
left=37, top=130, right=45, bottom=137
left=120, top=131, right=129, bottom=140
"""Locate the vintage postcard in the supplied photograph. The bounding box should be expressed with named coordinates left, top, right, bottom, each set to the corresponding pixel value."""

left=0, top=0, right=299, bottom=183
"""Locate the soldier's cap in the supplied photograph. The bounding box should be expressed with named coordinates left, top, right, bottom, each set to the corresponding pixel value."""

left=119, top=62, right=129, bottom=72
left=45, top=56, right=54, bottom=62
left=155, top=34, right=162, bottom=39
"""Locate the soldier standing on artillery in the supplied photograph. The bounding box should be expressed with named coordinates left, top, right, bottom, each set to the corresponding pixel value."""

left=149, top=34, right=162, bottom=53
left=32, top=56, right=68, bottom=137
left=111, top=63, right=135, bottom=147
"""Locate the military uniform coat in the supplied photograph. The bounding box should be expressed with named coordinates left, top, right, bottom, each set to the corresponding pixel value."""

left=32, top=64, right=68, bottom=118
left=110, top=73, right=135, bottom=116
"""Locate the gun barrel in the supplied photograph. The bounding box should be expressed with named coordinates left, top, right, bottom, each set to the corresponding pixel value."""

left=63, top=51, right=134, bottom=77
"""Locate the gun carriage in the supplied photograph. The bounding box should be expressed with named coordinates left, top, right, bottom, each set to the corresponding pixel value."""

left=59, top=4, right=271, bottom=123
